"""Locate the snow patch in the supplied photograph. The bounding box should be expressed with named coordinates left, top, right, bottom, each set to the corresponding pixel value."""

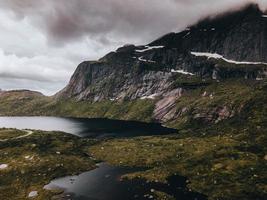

left=138, top=56, right=156, bottom=63
left=135, top=45, right=164, bottom=53
left=0, top=164, right=8, bottom=170
left=171, top=69, right=194, bottom=76
left=202, top=91, right=208, bottom=97
left=191, top=52, right=267, bottom=65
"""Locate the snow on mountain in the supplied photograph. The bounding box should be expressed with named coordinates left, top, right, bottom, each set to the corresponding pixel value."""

left=191, top=52, right=267, bottom=65
left=135, top=45, right=164, bottom=53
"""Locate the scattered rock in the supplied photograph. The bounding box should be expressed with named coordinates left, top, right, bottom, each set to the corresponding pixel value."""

left=28, top=191, right=38, bottom=198
left=0, top=164, right=8, bottom=170
left=202, top=91, right=208, bottom=97
left=217, top=106, right=231, bottom=122
left=209, top=94, right=214, bottom=99
left=24, top=155, right=34, bottom=160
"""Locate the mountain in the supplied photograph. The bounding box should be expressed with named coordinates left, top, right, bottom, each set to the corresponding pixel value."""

left=1, top=5, right=267, bottom=199
left=59, top=4, right=267, bottom=100
left=53, top=4, right=267, bottom=123
left=1, top=4, right=267, bottom=127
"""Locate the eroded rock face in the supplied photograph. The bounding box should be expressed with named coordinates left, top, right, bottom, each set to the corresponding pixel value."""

left=153, top=89, right=183, bottom=122
left=192, top=105, right=235, bottom=124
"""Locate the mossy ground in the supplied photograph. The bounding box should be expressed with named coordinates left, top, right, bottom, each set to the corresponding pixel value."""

left=0, top=129, right=96, bottom=200
left=90, top=127, right=267, bottom=200
left=0, top=129, right=26, bottom=140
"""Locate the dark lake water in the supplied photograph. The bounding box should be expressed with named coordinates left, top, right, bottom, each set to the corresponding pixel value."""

left=0, top=116, right=177, bottom=138
left=45, top=163, right=206, bottom=200
left=0, top=117, right=205, bottom=200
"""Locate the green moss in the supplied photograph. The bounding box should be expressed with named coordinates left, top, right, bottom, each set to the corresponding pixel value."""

left=0, top=91, right=155, bottom=123
left=90, top=129, right=267, bottom=200
left=153, top=191, right=176, bottom=200
left=44, top=99, right=155, bottom=122
left=0, top=129, right=96, bottom=200
left=0, top=129, right=25, bottom=140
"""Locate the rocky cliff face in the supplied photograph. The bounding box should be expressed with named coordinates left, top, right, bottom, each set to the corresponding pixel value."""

left=57, top=4, right=267, bottom=122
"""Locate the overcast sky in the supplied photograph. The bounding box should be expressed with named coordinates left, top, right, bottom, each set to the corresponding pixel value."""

left=0, top=0, right=266, bottom=95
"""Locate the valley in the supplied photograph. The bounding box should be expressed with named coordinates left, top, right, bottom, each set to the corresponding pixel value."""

left=0, top=3, right=267, bottom=200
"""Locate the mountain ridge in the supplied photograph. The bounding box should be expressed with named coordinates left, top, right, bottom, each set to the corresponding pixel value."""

left=1, top=3, right=267, bottom=127
left=57, top=4, right=267, bottom=107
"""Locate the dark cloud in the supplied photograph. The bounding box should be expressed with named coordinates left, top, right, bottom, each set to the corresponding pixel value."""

left=1, top=0, right=265, bottom=46
left=0, top=0, right=267, bottom=95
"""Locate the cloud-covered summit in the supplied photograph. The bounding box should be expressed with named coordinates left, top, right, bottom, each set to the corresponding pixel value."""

left=2, top=0, right=267, bottom=46
left=0, top=0, right=266, bottom=94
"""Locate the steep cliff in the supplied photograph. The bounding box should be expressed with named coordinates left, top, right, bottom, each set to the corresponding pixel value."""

left=54, top=4, right=267, bottom=123
left=59, top=4, right=267, bottom=100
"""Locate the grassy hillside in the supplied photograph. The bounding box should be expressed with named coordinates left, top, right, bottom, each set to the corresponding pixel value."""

left=0, top=79, right=266, bottom=128
left=90, top=130, right=267, bottom=200
left=167, top=79, right=267, bottom=130
left=0, top=128, right=97, bottom=200
left=0, top=90, right=155, bottom=122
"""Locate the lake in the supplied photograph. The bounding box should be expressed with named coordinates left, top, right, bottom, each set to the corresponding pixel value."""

left=0, top=117, right=206, bottom=200
left=0, top=116, right=177, bottom=138
left=45, top=163, right=206, bottom=200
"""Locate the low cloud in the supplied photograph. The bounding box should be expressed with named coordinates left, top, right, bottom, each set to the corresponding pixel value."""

left=1, top=0, right=266, bottom=46
left=0, top=0, right=266, bottom=94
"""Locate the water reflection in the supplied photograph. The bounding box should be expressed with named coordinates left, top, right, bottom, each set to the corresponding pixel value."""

left=45, top=163, right=207, bottom=200
left=0, top=117, right=177, bottom=137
